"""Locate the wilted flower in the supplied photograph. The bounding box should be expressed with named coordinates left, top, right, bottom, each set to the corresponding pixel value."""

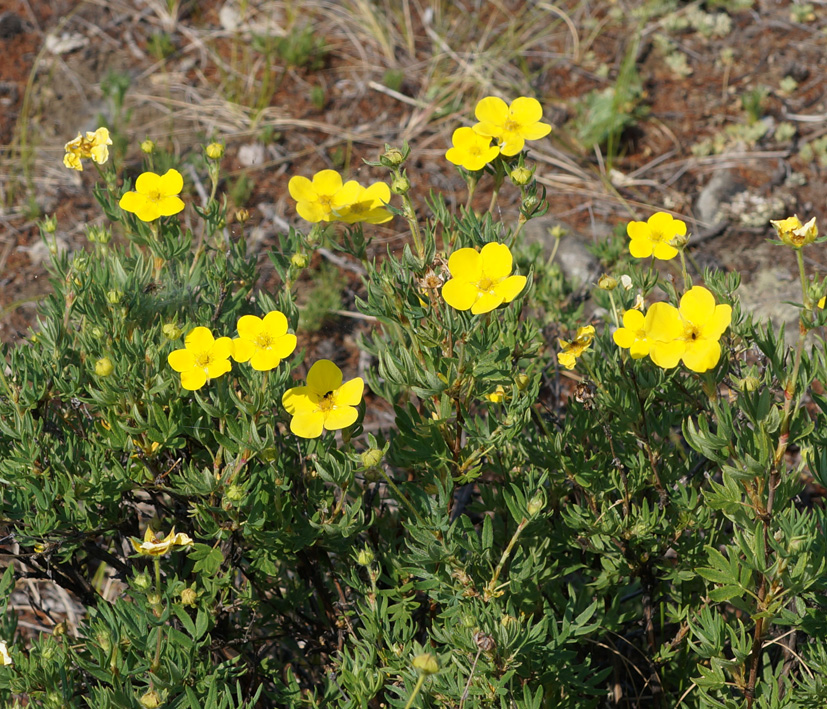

left=63, top=127, right=112, bottom=170
left=627, top=212, right=687, bottom=261
left=282, top=359, right=364, bottom=438
left=441, top=243, right=526, bottom=315
left=131, top=526, right=193, bottom=556
left=486, top=385, right=507, bottom=403
left=119, top=169, right=185, bottom=222
left=231, top=311, right=297, bottom=371
left=557, top=325, right=595, bottom=370
left=473, top=96, right=552, bottom=156
left=167, top=326, right=233, bottom=391
left=288, top=169, right=360, bottom=223
left=770, top=215, right=818, bottom=248
left=445, top=126, right=500, bottom=171
left=0, top=641, right=12, bottom=666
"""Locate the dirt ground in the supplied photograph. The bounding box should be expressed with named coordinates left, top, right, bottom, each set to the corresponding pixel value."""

left=0, top=0, right=826, bottom=349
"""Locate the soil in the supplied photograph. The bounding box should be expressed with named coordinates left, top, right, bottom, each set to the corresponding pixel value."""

left=1, top=0, right=826, bottom=349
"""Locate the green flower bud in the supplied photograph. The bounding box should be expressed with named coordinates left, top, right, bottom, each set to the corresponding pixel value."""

left=73, top=255, right=88, bottom=272
left=41, top=215, right=57, bottom=234
left=147, top=592, right=162, bottom=607
left=516, top=373, right=530, bottom=391
left=739, top=375, right=761, bottom=392
left=205, top=142, right=225, bottom=160
left=597, top=274, right=618, bottom=291
left=356, top=547, right=374, bottom=566
left=382, top=147, right=405, bottom=167
left=226, top=484, right=244, bottom=502
left=291, top=253, right=309, bottom=269
left=412, top=652, right=439, bottom=675
left=391, top=176, right=411, bottom=195
left=527, top=494, right=544, bottom=517
left=521, top=194, right=539, bottom=211
left=132, top=571, right=152, bottom=592
left=235, top=208, right=250, bottom=224
left=162, top=323, right=182, bottom=340
left=106, top=289, right=123, bottom=305
left=360, top=447, right=383, bottom=469
left=180, top=587, right=197, bottom=607
left=139, top=690, right=161, bottom=709
left=141, top=139, right=156, bottom=155
left=95, top=357, right=114, bottom=377
left=510, top=166, right=533, bottom=185
left=96, top=631, right=112, bottom=655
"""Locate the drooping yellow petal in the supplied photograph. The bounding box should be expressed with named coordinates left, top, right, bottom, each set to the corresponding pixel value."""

left=498, top=134, right=526, bottom=157
left=323, top=405, right=359, bottom=431
left=447, top=248, right=482, bottom=282
left=335, top=377, right=364, bottom=407
left=306, top=359, right=343, bottom=396
left=480, top=242, right=513, bottom=281
left=441, top=279, right=478, bottom=311
left=168, top=349, right=195, bottom=372
left=649, top=339, right=685, bottom=369
left=290, top=411, right=325, bottom=439
left=180, top=368, right=208, bottom=391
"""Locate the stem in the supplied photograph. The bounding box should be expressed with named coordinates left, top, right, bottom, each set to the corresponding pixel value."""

left=403, top=674, right=426, bottom=709
left=400, top=192, right=424, bottom=260
left=608, top=291, right=620, bottom=328
left=151, top=557, right=164, bottom=672
left=484, top=517, right=528, bottom=599
left=678, top=249, right=691, bottom=292
left=796, top=249, right=810, bottom=309
left=464, top=174, right=478, bottom=212
left=378, top=467, right=427, bottom=528
left=487, top=185, right=500, bottom=214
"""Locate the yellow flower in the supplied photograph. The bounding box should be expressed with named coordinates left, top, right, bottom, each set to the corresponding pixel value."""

left=288, top=169, right=361, bottom=223
left=645, top=287, right=731, bottom=372
left=63, top=127, right=112, bottom=170
left=95, top=357, right=114, bottom=377
left=612, top=309, right=652, bottom=359
left=167, top=326, right=233, bottom=391
left=627, top=212, right=687, bottom=261
left=441, top=243, right=527, bottom=315
left=338, top=182, right=394, bottom=224
left=0, top=641, right=12, bottom=666
left=818, top=296, right=825, bottom=309
left=231, top=311, right=297, bottom=371
left=770, top=215, right=818, bottom=248
left=282, top=359, right=364, bottom=439
left=486, top=385, right=507, bottom=403
left=445, top=126, right=500, bottom=171
left=472, top=96, right=552, bottom=157
left=119, top=169, right=185, bottom=222
left=131, top=526, right=193, bottom=556
left=557, top=325, right=595, bottom=370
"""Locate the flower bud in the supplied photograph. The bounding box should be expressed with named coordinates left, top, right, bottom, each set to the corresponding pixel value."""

left=41, top=215, right=57, bottom=234
left=356, top=547, right=374, bottom=566
left=360, top=447, right=383, bottom=469
left=291, top=253, right=309, bottom=269
left=738, top=375, right=761, bottom=392
left=96, top=631, right=112, bottom=655
left=381, top=147, right=405, bottom=167
left=527, top=494, right=544, bottom=517
left=391, top=176, right=410, bottom=195
left=106, top=289, right=123, bottom=305
left=180, top=587, right=197, bottom=607
left=521, top=194, right=539, bottom=211
left=73, top=255, right=88, bottom=272
left=140, top=690, right=161, bottom=709
left=412, top=652, right=439, bottom=675
left=226, top=484, right=243, bottom=502
left=669, top=231, right=689, bottom=249
left=516, top=373, right=530, bottom=391
left=205, top=142, right=225, bottom=160
left=147, top=592, right=162, bottom=607
left=234, top=208, right=250, bottom=224
left=162, top=323, right=182, bottom=340
left=52, top=621, right=67, bottom=637
left=510, top=166, right=533, bottom=185
left=141, top=139, right=156, bottom=155
left=597, top=274, right=618, bottom=291
left=95, top=357, right=114, bottom=377
left=132, top=571, right=152, bottom=592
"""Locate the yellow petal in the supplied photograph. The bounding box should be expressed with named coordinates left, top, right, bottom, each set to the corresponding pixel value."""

left=211, top=337, right=234, bottom=361
left=273, top=333, right=297, bottom=359
left=471, top=291, right=504, bottom=314
left=296, top=201, right=327, bottom=223
left=498, top=134, right=526, bottom=157
left=168, top=349, right=195, bottom=372
left=480, top=242, right=513, bottom=281
left=649, top=339, right=685, bottom=369
left=135, top=171, right=162, bottom=194
left=119, top=191, right=147, bottom=214
left=652, top=242, right=678, bottom=260
left=158, top=169, right=183, bottom=196
left=629, top=237, right=654, bottom=259
left=206, top=357, right=231, bottom=380
left=518, top=122, right=552, bottom=140
left=441, top=279, right=478, bottom=311
left=186, top=327, right=215, bottom=352
left=306, top=359, right=343, bottom=396
left=288, top=175, right=316, bottom=202
left=312, top=169, right=344, bottom=193
left=157, top=195, right=185, bottom=217
left=323, top=405, right=359, bottom=431
left=290, top=412, right=325, bottom=438
left=63, top=153, right=83, bottom=170
left=509, top=96, right=543, bottom=124
left=645, top=302, right=683, bottom=341
left=682, top=339, right=722, bottom=373
left=335, top=377, right=364, bottom=407
left=475, top=96, right=509, bottom=126
left=447, top=248, right=482, bottom=281
left=492, top=275, right=526, bottom=304
left=250, top=350, right=281, bottom=371
left=282, top=386, right=319, bottom=414
left=262, top=310, right=288, bottom=336
left=622, top=309, right=645, bottom=330
left=702, top=304, right=732, bottom=340
left=237, top=314, right=263, bottom=340
left=679, top=286, right=715, bottom=325
left=180, top=368, right=207, bottom=390
left=232, top=338, right=255, bottom=363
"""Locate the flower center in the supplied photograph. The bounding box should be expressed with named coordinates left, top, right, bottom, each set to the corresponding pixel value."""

left=147, top=190, right=163, bottom=203
left=318, top=194, right=334, bottom=209
left=349, top=200, right=369, bottom=215
left=478, top=277, right=494, bottom=292
left=255, top=332, right=274, bottom=350
left=194, top=352, right=213, bottom=369
left=503, top=118, right=520, bottom=133
left=318, top=391, right=336, bottom=413
left=686, top=326, right=700, bottom=341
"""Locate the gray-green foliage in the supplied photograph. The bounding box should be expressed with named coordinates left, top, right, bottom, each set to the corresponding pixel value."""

left=0, top=142, right=826, bottom=709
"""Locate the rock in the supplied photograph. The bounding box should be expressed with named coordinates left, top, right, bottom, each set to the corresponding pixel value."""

left=520, top=216, right=601, bottom=287
left=694, top=169, right=745, bottom=235
left=237, top=142, right=265, bottom=167
left=0, top=13, right=24, bottom=40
